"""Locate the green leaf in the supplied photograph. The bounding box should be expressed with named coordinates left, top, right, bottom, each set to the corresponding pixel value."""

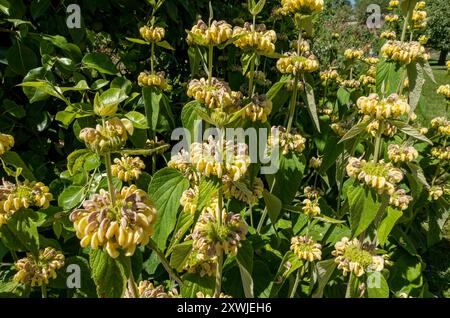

left=181, top=273, right=215, bottom=298
left=269, top=251, right=303, bottom=297
left=304, top=82, right=321, bottom=132
left=406, top=62, right=424, bottom=112
left=367, top=272, right=389, bottom=298
left=42, top=35, right=82, bottom=62
left=58, top=186, right=85, bottom=210
left=148, top=168, right=190, bottom=250
left=241, top=52, right=256, bottom=76
left=236, top=240, right=254, bottom=298
left=143, top=87, right=162, bottom=135
left=196, top=177, right=220, bottom=213
left=91, top=79, right=110, bottom=90
left=67, top=149, right=90, bottom=175
left=7, top=42, right=38, bottom=76
left=390, top=120, right=432, bottom=144
left=312, top=259, right=337, bottom=298
left=82, top=52, right=118, bottom=75
left=338, top=121, right=368, bottom=143
left=125, top=37, right=149, bottom=45
left=376, top=58, right=402, bottom=95
left=0, top=209, right=39, bottom=257
left=249, top=0, right=266, bottom=15
left=262, top=189, right=282, bottom=225
left=194, top=107, right=216, bottom=125
left=337, top=87, right=350, bottom=105
left=378, top=206, right=403, bottom=246
left=181, top=101, right=202, bottom=143
left=125, top=111, right=148, bottom=129
left=30, top=0, right=50, bottom=19
left=170, top=240, right=193, bottom=272
left=0, top=0, right=10, bottom=15
left=348, top=185, right=381, bottom=237
left=2, top=151, right=35, bottom=181
left=0, top=282, right=29, bottom=298
left=89, top=249, right=130, bottom=298
left=156, top=40, right=175, bottom=50
left=269, top=154, right=305, bottom=205
left=422, top=61, right=436, bottom=84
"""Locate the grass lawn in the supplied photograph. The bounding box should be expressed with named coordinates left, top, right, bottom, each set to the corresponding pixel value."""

left=415, top=60, right=449, bottom=124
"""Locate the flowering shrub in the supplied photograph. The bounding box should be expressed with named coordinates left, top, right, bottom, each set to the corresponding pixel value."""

left=0, top=0, right=448, bottom=299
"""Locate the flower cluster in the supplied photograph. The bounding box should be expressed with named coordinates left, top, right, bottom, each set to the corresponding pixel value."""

left=137, top=71, right=169, bottom=91
left=389, top=188, right=413, bottom=210
left=139, top=25, right=165, bottom=43
left=302, top=198, right=321, bottom=216
left=411, top=8, right=427, bottom=30
left=129, top=280, right=179, bottom=298
left=79, top=118, right=134, bottom=154
left=387, top=144, right=419, bottom=163
left=309, top=156, right=322, bottom=169
left=13, top=247, right=64, bottom=287
left=196, top=291, right=232, bottom=298
left=111, top=155, right=145, bottom=182
left=365, top=119, right=398, bottom=137
left=70, top=185, right=157, bottom=258
left=280, top=0, right=324, bottom=15
left=268, top=126, right=306, bottom=155
left=380, top=31, right=396, bottom=40
left=429, top=185, right=447, bottom=201
left=388, top=0, right=399, bottom=8
left=431, top=146, right=450, bottom=160
left=232, top=23, right=277, bottom=55
left=0, top=133, right=14, bottom=156
left=437, top=84, right=450, bottom=100
left=381, top=40, right=428, bottom=65
left=430, top=117, right=450, bottom=136
left=244, top=94, right=272, bottom=123
left=168, top=149, right=199, bottom=183
left=0, top=180, right=52, bottom=226
left=359, top=75, right=376, bottom=86
left=187, top=20, right=232, bottom=46
left=187, top=77, right=241, bottom=111
left=357, top=93, right=410, bottom=120
left=222, top=177, right=264, bottom=205
left=340, top=79, right=361, bottom=89
left=290, top=236, right=322, bottom=262
left=187, top=207, right=248, bottom=263
left=290, top=39, right=310, bottom=54
left=320, top=69, right=340, bottom=82
left=277, top=53, right=319, bottom=74
left=384, top=14, right=399, bottom=23
left=344, top=49, right=364, bottom=60
left=346, top=157, right=403, bottom=195
left=332, top=237, right=385, bottom=277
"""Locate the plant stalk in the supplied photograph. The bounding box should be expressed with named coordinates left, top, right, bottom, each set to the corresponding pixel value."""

left=214, top=252, right=223, bottom=297
left=148, top=239, right=183, bottom=286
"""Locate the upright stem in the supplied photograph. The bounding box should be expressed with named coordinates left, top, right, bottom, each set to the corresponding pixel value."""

left=148, top=239, right=183, bottom=286
left=257, top=179, right=276, bottom=233
left=208, top=44, right=213, bottom=86
left=104, top=151, right=116, bottom=204
left=289, top=264, right=306, bottom=298
left=248, top=57, right=256, bottom=97
left=128, top=265, right=140, bottom=298
left=373, top=124, right=383, bottom=163
left=214, top=252, right=223, bottom=297
left=150, top=42, right=155, bottom=73
left=286, top=76, right=299, bottom=132
left=400, top=4, right=412, bottom=43
left=41, top=285, right=47, bottom=298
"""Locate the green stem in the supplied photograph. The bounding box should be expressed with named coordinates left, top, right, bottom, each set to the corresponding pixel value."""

left=373, top=125, right=383, bottom=163
left=11, top=250, right=18, bottom=262
left=286, top=75, right=299, bottom=132
left=214, top=252, right=223, bottom=297
left=104, top=151, right=116, bottom=205
left=208, top=44, right=213, bottom=86
left=289, top=264, right=306, bottom=298
left=150, top=42, right=155, bottom=74
left=248, top=56, right=256, bottom=97
left=256, top=179, right=276, bottom=233
left=128, top=265, right=140, bottom=298
left=148, top=239, right=183, bottom=286
left=400, top=4, right=412, bottom=43
left=41, top=284, right=47, bottom=298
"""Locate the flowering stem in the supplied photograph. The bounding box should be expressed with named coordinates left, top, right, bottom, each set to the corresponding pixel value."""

left=150, top=42, right=155, bottom=74
left=214, top=251, right=223, bottom=297
left=148, top=239, right=183, bottom=286
left=104, top=151, right=116, bottom=205
left=128, top=271, right=140, bottom=298
left=373, top=128, right=383, bottom=163
left=208, top=44, right=213, bottom=86
left=41, top=284, right=47, bottom=298
left=248, top=56, right=256, bottom=97
left=400, top=4, right=412, bottom=43
left=289, top=263, right=306, bottom=298
left=286, top=75, right=299, bottom=132
left=217, top=188, right=223, bottom=227
left=257, top=179, right=276, bottom=233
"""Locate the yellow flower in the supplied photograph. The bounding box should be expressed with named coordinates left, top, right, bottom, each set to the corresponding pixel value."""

left=339, top=79, right=361, bottom=89
left=389, top=188, right=413, bottom=210
left=126, top=280, right=179, bottom=298
left=381, top=40, right=428, bottom=65
left=79, top=117, right=134, bottom=154
left=277, top=53, right=319, bottom=74
left=139, top=25, right=165, bottom=42
left=244, top=94, right=272, bottom=123
left=357, top=93, right=410, bottom=120
left=187, top=77, right=241, bottom=111
left=137, top=71, right=169, bottom=91
left=380, top=31, right=396, bottom=40
left=418, top=35, right=428, bottom=45
left=0, top=133, right=14, bottom=156
left=309, top=156, right=322, bottom=169
left=437, top=84, right=450, bottom=100
left=320, top=69, right=340, bottom=82
left=332, top=237, right=386, bottom=277
left=187, top=20, right=232, bottom=47
left=222, top=177, right=264, bottom=205
left=431, top=146, right=450, bottom=160
left=196, top=291, right=232, bottom=298
left=232, top=23, right=277, bottom=55
left=291, top=236, right=322, bottom=262
left=411, top=10, right=427, bottom=30
left=384, top=14, right=399, bottom=23
left=387, top=144, right=418, bottom=163
left=430, top=117, right=450, bottom=136
left=302, top=198, right=321, bottom=216
left=428, top=185, right=445, bottom=200
left=0, top=180, right=53, bottom=227
left=280, top=0, right=324, bottom=15
left=359, top=75, right=376, bottom=86
left=111, top=155, right=145, bottom=182
left=13, top=247, right=64, bottom=287
left=388, top=0, right=399, bottom=8
left=268, top=126, right=306, bottom=155
left=344, top=48, right=364, bottom=60
left=69, top=185, right=157, bottom=258
left=290, top=39, right=310, bottom=54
